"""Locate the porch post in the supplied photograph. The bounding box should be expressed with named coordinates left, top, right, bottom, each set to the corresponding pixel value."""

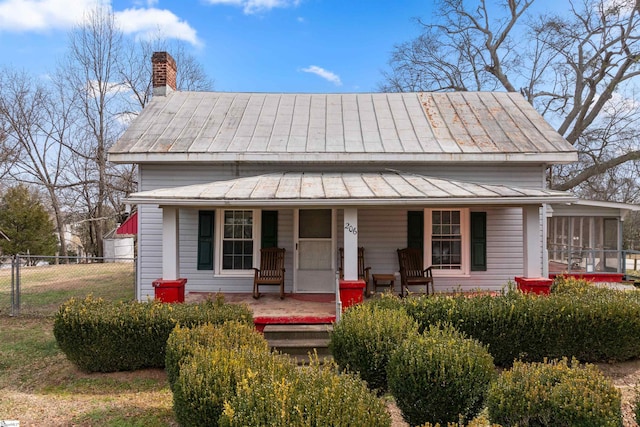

left=522, top=205, right=542, bottom=277
left=162, top=206, right=180, bottom=280
left=343, top=208, right=358, bottom=280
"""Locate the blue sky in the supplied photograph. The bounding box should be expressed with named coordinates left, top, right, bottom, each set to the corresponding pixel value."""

left=0, top=0, right=433, bottom=93
left=0, top=0, right=561, bottom=93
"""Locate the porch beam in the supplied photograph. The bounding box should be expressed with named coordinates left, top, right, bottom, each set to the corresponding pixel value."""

left=523, top=205, right=543, bottom=277
left=343, top=208, right=358, bottom=280
left=162, top=207, right=180, bottom=280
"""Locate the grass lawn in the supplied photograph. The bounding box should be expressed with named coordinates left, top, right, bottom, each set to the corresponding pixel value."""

left=0, top=262, right=135, bottom=316
left=0, top=316, right=177, bottom=426
left=0, top=262, right=174, bottom=426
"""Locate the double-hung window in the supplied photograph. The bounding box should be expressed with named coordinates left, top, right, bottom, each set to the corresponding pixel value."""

left=222, top=210, right=254, bottom=271
left=426, top=208, right=470, bottom=275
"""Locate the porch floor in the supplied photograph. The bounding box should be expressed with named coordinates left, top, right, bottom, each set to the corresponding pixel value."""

left=186, top=292, right=337, bottom=325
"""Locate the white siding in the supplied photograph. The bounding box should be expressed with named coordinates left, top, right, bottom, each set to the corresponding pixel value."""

left=137, top=163, right=537, bottom=298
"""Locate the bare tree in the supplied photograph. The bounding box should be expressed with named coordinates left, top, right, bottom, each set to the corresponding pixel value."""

left=58, top=7, right=125, bottom=257
left=0, top=67, right=75, bottom=257
left=381, top=0, right=640, bottom=199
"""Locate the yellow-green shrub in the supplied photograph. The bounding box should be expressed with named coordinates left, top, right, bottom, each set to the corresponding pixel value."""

left=329, top=304, right=418, bottom=393
left=165, top=321, right=268, bottom=390
left=387, top=324, right=495, bottom=426
left=173, top=345, right=293, bottom=426
left=219, top=357, right=391, bottom=427
left=53, top=295, right=253, bottom=372
left=487, top=358, right=621, bottom=427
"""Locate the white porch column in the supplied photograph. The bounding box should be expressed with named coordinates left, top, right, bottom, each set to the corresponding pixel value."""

left=343, top=208, right=358, bottom=280
left=162, top=206, right=180, bottom=280
left=523, top=205, right=542, bottom=277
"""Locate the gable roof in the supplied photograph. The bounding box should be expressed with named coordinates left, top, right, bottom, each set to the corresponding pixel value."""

left=125, top=172, right=576, bottom=207
left=109, top=91, right=577, bottom=165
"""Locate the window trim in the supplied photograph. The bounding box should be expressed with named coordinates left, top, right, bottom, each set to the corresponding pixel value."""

left=215, top=209, right=260, bottom=277
left=425, top=208, right=470, bottom=277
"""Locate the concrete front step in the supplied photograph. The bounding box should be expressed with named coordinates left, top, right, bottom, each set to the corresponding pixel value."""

left=263, top=324, right=333, bottom=340
left=263, top=324, right=333, bottom=361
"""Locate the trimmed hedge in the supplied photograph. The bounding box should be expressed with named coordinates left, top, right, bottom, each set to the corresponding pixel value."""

left=377, top=282, right=640, bottom=366
left=53, top=295, right=253, bottom=372
left=487, top=358, right=621, bottom=427
left=165, top=320, right=268, bottom=391
left=219, top=357, right=391, bottom=427
left=329, top=303, right=418, bottom=393
left=171, top=323, right=391, bottom=427
left=387, top=324, right=495, bottom=426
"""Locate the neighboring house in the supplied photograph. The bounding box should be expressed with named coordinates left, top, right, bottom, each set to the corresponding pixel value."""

left=103, top=211, right=137, bottom=262
left=108, top=52, right=633, bottom=301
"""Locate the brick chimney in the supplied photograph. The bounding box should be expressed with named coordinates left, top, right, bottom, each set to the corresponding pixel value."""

left=152, top=52, right=177, bottom=96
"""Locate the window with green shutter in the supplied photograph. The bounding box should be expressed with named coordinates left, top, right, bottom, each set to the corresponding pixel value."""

left=470, top=212, right=487, bottom=271
left=407, top=211, right=424, bottom=251
left=261, top=210, right=278, bottom=248
left=197, top=211, right=215, bottom=270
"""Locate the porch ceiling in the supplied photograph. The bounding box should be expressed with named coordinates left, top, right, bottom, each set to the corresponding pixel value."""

left=125, top=172, right=576, bottom=207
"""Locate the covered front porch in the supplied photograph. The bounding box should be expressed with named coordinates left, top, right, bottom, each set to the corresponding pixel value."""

left=127, top=171, right=576, bottom=306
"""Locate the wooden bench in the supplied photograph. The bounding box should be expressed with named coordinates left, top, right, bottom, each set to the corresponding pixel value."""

left=397, top=248, right=434, bottom=297
left=253, top=247, right=286, bottom=299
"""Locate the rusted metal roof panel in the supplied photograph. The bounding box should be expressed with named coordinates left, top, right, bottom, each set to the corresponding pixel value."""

left=110, top=91, right=577, bottom=164
left=127, top=172, right=576, bottom=206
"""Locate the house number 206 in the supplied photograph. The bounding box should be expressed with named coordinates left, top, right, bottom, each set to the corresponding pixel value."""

left=344, top=223, right=358, bottom=235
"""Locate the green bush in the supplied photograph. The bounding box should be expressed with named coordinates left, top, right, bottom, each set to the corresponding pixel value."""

left=329, top=303, right=418, bottom=393
left=398, top=287, right=640, bottom=366
left=165, top=321, right=268, bottom=391
left=53, top=295, right=253, bottom=372
left=387, top=324, right=495, bottom=426
left=219, top=357, right=391, bottom=427
left=487, top=357, right=621, bottom=427
left=173, top=345, right=293, bottom=426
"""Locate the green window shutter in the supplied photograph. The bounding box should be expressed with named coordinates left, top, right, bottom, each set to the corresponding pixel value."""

left=261, top=210, right=278, bottom=248
left=470, top=212, right=487, bottom=271
left=197, top=211, right=215, bottom=270
left=407, top=211, right=424, bottom=251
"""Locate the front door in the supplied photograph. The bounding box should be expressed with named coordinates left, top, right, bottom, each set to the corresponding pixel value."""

left=295, top=209, right=334, bottom=293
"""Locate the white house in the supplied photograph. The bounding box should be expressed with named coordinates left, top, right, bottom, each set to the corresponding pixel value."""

left=109, top=52, right=586, bottom=301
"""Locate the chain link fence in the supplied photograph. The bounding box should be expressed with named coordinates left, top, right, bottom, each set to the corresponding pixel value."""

left=0, top=254, right=136, bottom=317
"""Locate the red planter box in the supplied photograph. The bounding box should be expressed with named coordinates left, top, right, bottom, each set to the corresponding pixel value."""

left=339, top=279, right=366, bottom=310
left=515, top=277, right=552, bottom=295
left=152, top=278, right=187, bottom=303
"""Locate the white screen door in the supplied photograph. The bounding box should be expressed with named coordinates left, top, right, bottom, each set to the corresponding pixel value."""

left=295, top=209, right=334, bottom=293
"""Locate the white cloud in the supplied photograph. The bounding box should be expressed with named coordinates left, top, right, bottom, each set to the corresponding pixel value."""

left=205, top=0, right=300, bottom=15
left=0, top=1, right=200, bottom=46
left=0, top=0, right=106, bottom=32
left=116, top=8, right=201, bottom=46
left=301, top=65, right=342, bottom=86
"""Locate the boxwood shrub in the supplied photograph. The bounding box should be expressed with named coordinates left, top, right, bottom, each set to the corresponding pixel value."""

left=171, top=323, right=391, bottom=427
left=165, top=321, right=268, bottom=391
left=387, top=324, right=495, bottom=426
left=329, top=303, right=418, bottom=393
left=219, top=357, right=391, bottom=427
left=383, top=283, right=640, bottom=366
left=173, top=344, right=293, bottom=426
left=53, top=295, right=253, bottom=372
left=487, top=357, right=621, bottom=427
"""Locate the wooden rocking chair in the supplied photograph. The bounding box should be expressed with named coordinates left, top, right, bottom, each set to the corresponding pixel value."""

left=253, top=247, right=286, bottom=299
left=338, top=247, right=371, bottom=286
left=397, top=247, right=434, bottom=297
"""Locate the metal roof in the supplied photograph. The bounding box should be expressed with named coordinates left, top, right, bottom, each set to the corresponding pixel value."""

left=125, top=172, right=576, bottom=207
left=109, top=91, right=577, bottom=164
